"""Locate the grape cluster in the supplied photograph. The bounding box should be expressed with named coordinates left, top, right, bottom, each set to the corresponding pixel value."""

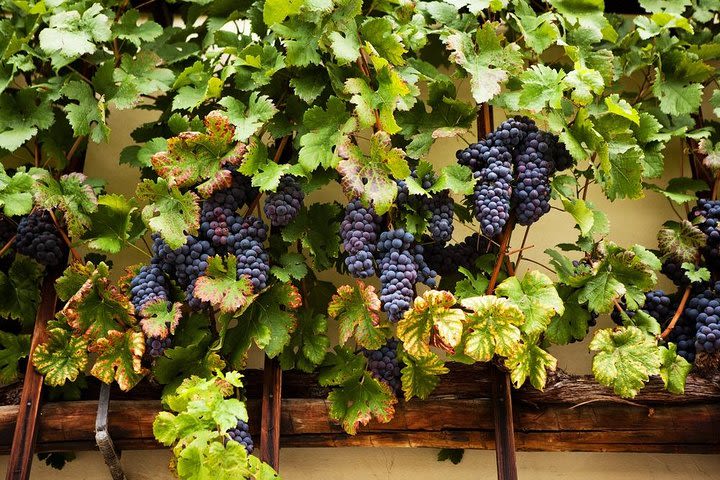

left=683, top=282, right=720, bottom=354
left=377, top=229, right=417, bottom=322
left=152, top=234, right=215, bottom=308
left=423, top=234, right=489, bottom=277
left=668, top=316, right=697, bottom=363
left=146, top=336, right=171, bottom=358
left=340, top=199, right=382, bottom=278
left=471, top=146, right=514, bottom=237
left=264, top=175, right=304, bottom=227
left=661, top=259, right=690, bottom=287
left=227, top=420, right=254, bottom=454
left=513, top=131, right=556, bottom=225
left=690, top=200, right=720, bottom=244
left=129, top=264, right=170, bottom=313
left=200, top=172, right=255, bottom=248
left=611, top=290, right=675, bottom=326
left=15, top=210, right=65, bottom=266
left=411, top=244, right=436, bottom=288
left=427, top=193, right=455, bottom=243
left=363, top=338, right=402, bottom=396
left=230, top=216, right=270, bottom=292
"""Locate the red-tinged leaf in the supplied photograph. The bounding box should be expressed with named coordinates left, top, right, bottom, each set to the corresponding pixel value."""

left=136, top=178, right=200, bottom=249
left=328, top=281, right=390, bottom=350
left=150, top=111, right=246, bottom=190
left=327, top=372, right=396, bottom=435
left=58, top=262, right=136, bottom=342
left=194, top=255, right=256, bottom=313
left=33, top=327, right=89, bottom=387
left=139, top=299, right=182, bottom=339
left=397, top=290, right=464, bottom=358
left=90, top=329, right=147, bottom=391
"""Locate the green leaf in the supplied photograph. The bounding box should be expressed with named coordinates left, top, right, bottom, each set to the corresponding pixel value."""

left=546, top=288, right=593, bottom=345
left=459, top=296, right=523, bottom=361
left=578, top=271, right=624, bottom=314
left=83, top=194, right=139, bottom=254
left=298, top=97, right=356, bottom=172
left=518, top=65, right=566, bottom=111
left=33, top=327, right=89, bottom=387
left=604, top=95, right=640, bottom=125
left=328, top=31, right=360, bottom=65
left=90, top=329, right=147, bottom=391
left=652, top=70, right=703, bottom=116
left=397, top=290, right=464, bottom=358
left=327, top=372, right=396, bottom=435
left=280, top=311, right=329, bottom=373
left=0, top=90, right=54, bottom=151
left=36, top=172, right=98, bottom=238
left=496, top=271, right=564, bottom=336
left=434, top=164, right=475, bottom=195
left=111, top=52, right=174, bottom=110
left=400, top=351, right=448, bottom=400
left=504, top=341, right=557, bottom=389
left=681, top=262, right=710, bottom=283
left=345, top=66, right=410, bottom=134
left=264, top=0, right=303, bottom=25
left=270, top=253, right=308, bottom=283
left=589, top=326, right=662, bottom=398
left=337, top=131, right=409, bottom=214
left=360, top=18, right=406, bottom=65
left=139, top=300, right=182, bottom=340
left=0, top=166, right=34, bottom=216
left=136, top=178, right=200, bottom=249
left=57, top=262, right=135, bottom=342
left=328, top=281, right=390, bottom=350
left=318, top=346, right=366, bottom=387
left=0, top=331, right=31, bottom=384
left=113, top=10, right=163, bottom=47
left=61, top=81, right=109, bottom=142
left=194, top=255, right=255, bottom=312
left=647, top=177, right=709, bottom=205
left=281, top=203, right=342, bottom=271
left=219, top=93, right=277, bottom=142
left=0, top=255, right=43, bottom=326
left=561, top=198, right=594, bottom=236
left=659, top=343, right=692, bottom=394
left=38, top=3, right=111, bottom=65
left=564, top=67, right=604, bottom=105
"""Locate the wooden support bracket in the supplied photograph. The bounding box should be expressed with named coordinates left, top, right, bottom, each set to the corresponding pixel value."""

left=259, top=356, right=282, bottom=470
left=95, top=384, right=127, bottom=480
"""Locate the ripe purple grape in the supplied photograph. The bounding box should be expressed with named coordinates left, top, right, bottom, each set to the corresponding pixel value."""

left=146, top=335, right=171, bottom=358
left=129, top=264, right=170, bottom=314
left=15, top=210, right=65, bottom=266
left=363, top=338, right=402, bottom=396
left=684, top=282, right=720, bottom=354
left=423, top=234, right=490, bottom=277
left=340, top=199, right=382, bottom=278
left=227, top=419, right=254, bottom=454
left=264, top=175, right=304, bottom=227
left=377, top=229, right=417, bottom=322
left=200, top=171, right=255, bottom=248
left=229, top=216, right=270, bottom=292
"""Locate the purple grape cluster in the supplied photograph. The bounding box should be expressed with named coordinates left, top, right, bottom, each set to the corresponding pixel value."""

left=513, top=131, right=556, bottom=225
left=683, top=282, right=720, bottom=354
left=227, top=419, right=254, bottom=454
left=146, top=336, right=171, bottom=358
left=264, top=175, right=304, bottom=227
left=426, top=193, right=455, bottom=243
left=363, top=338, right=402, bottom=396
left=340, top=199, right=383, bottom=278
left=661, top=259, right=690, bottom=287
left=129, top=264, right=170, bottom=313
left=200, top=171, right=255, bottom=248
left=411, top=244, right=436, bottom=288
left=423, top=234, right=489, bottom=277
left=229, top=216, right=270, bottom=292
left=668, top=316, right=697, bottom=363
left=377, top=229, right=417, bottom=322
left=15, top=210, right=65, bottom=266
left=472, top=171, right=513, bottom=237
left=611, top=290, right=675, bottom=326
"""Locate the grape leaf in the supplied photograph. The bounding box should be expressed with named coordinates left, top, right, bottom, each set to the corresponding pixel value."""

left=589, top=326, right=662, bottom=398
left=136, top=178, right=200, bottom=249
left=264, top=0, right=303, bottom=25
left=518, top=64, right=566, bottom=111
left=495, top=271, right=564, bottom=336
left=0, top=90, right=54, bottom=152
left=111, top=52, right=174, bottom=110
left=297, top=97, right=357, bottom=172
left=546, top=287, right=592, bottom=345
left=38, top=3, right=112, bottom=66
left=0, top=166, right=34, bottom=216
left=269, top=253, right=308, bottom=282
left=459, top=295, right=523, bottom=361
left=397, top=290, right=464, bottom=358
left=657, top=219, right=705, bottom=262
left=652, top=69, right=703, bottom=116
left=328, top=281, right=390, bottom=350
left=0, top=255, right=43, bottom=326
left=281, top=203, right=341, bottom=270
left=222, top=284, right=301, bottom=365
left=58, top=262, right=136, bottom=342
left=345, top=65, right=410, bottom=134
left=318, top=346, right=367, bottom=387
left=659, top=343, right=692, bottom=394
left=646, top=177, right=709, bottom=205
left=112, top=10, right=163, bottom=47
left=337, top=131, right=409, bottom=215
left=33, top=327, right=89, bottom=387
left=83, top=194, right=142, bottom=254
left=328, top=31, right=360, bottom=65
left=150, top=111, right=245, bottom=191
left=219, top=93, right=278, bottom=142
left=400, top=351, right=448, bottom=400
left=681, top=262, right=710, bottom=283
left=433, top=164, right=475, bottom=195
left=280, top=311, right=330, bottom=373
left=327, top=372, right=396, bottom=435
left=194, top=255, right=256, bottom=313
left=139, top=299, right=182, bottom=340
left=60, top=81, right=109, bottom=142
left=55, top=261, right=95, bottom=301
left=35, top=172, right=98, bottom=238
left=504, top=340, right=557, bottom=389
left=360, top=17, right=406, bottom=65
left=0, top=331, right=31, bottom=384
left=89, top=329, right=147, bottom=391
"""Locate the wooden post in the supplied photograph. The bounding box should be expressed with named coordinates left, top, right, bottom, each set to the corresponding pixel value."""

left=6, top=269, right=60, bottom=480
left=476, top=103, right=519, bottom=480
left=259, top=356, right=282, bottom=470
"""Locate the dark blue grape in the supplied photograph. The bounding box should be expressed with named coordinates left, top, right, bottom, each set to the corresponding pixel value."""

left=15, top=210, right=65, bottom=266
left=340, top=199, right=382, bottom=278
left=377, top=229, right=417, bottom=322
left=264, top=175, right=304, bottom=227
left=363, top=338, right=403, bottom=396
left=423, top=234, right=490, bottom=277
left=229, top=216, right=270, bottom=292
left=129, top=264, right=170, bottom=313
left=227, top=419, right=254, bottom=454
left=146, top=335, right=171, bottom=358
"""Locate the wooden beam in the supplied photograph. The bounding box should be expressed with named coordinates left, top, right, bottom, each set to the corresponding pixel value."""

left=5, top=269, right=60, bottom=480
left=259, top=357, right=282, bottom=470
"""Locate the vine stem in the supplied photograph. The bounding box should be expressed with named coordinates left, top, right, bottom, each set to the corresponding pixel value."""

left=244, top=135, right=290, bottom=216
left=0, top=235, right=16, bottom=257
left=508, top=244, right=533, bottom=257
left=486, top=216, right=516, bottom=294
left=660, top=285, right=692, bottom=340
left=47, top=209, right=82, bottom=263
left=66, top=135, right=86, bottom=162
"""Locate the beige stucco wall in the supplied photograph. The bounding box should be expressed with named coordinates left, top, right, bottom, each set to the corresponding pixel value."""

left=1, top=100, right=718, bottom=478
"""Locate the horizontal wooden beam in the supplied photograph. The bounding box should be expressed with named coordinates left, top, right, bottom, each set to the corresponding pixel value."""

left=0, top=372, right=716, bottom=454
